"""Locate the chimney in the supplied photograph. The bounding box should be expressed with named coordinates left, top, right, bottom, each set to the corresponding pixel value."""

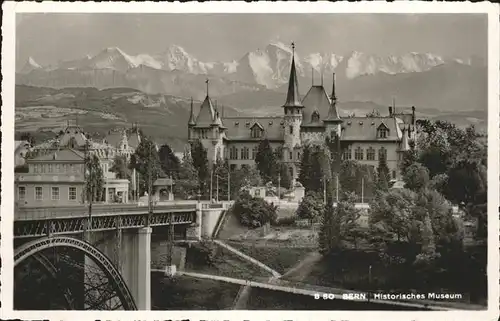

left=411, top=106, right=416, bottom=124
left=388, top=106, right=393, bottom=116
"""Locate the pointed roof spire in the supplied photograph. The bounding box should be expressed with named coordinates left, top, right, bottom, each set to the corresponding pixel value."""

left=311, top=67, right=314, bottom=86
left=188, top=97, right=196, bottom=126
left=331, top=72, right=337, bottom=101
left=392, top=97, right=396, bottom=114
left=283, top=41, right=303, bottom=108
left=324, top=72, right=341, bottom=123
left=321, top=69, right=324, bottom=86
left=205, top=78, right=210, bottom=97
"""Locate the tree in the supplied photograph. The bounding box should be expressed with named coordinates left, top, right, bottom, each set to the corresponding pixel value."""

left=159, top=144, right=180, bottom=179
left=318, top=192, right=360, bottom=254
left=369, top=188, right=418, bottom=243
left=376, top=155, right=391, bottom=192
left=20, top=132, right=36, bottom=146
left=298, top=145, right=325, bottom=193
left=175, top=150, right=199, bottom=200
left=190, top=140, right=209, bottom=194
left=132, top=136, right=162, bottom=195
left=318, top=200, right=341, bottom=254
left=255, top=139, right=277, bottom=183
left=337, top=192, right=363, bottom=246
left=278, top=163, right=293, bottom=190
left=84, top=154, right=104, bottom=202
left=402, top=163, right=430, bottom=191
left=298, top=144, right=312, bottom=189
left=296, top=192, right=325, bottom=225
left=230, top=166, right=262, bottom=199
left=401, top=140, right=418, bottom=173
left=366, top=109, right=381, bottom=117
left=110, top=155, right=130, bottom=179
left=232, top=191, right=278, bottom=228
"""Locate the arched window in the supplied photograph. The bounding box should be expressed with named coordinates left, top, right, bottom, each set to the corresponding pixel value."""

left=377, top=124, right=389, bottom=139
left=230, top=146, right=238, bottom=160
left=343, top=148, right=352, bottom=160
left=378, top=147, right=387, bottom=161
left=241, top=147, right=250, bottom=160
left=354, top=147, right=364, bottom=160
left=311, top=111, right=320, bottom=123
left=251, top=126, right=262, bottom=139
left=366, top=147, right=375, bottom=160
left=251, top=146, right=258, bottom=159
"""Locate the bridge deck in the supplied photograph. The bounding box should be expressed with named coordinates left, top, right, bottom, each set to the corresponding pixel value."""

left=14, top=203, right=199, bottom=238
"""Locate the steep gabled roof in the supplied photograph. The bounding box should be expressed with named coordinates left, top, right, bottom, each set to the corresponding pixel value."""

left=283, top=44, right=303, bottom=108
left=59, top=125, right=87, bottom=148
left=250, top=122, right=264, bottom=130
left=188, top=97, right=196, bottom=126
left=195, top=95, right=216, bottom=126
left=323, top=73, right=341, bottom=123
left=301, top=85, right=331, bottom=126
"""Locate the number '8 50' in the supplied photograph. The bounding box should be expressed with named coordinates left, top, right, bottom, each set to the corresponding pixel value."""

left=314, top=293, right=335, bottom=299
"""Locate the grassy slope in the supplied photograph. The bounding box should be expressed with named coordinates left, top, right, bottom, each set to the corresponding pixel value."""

left=225, top=241, right=314, bottom=274
left=184, top=243, right=272, bottom=280
left=151, top=273, right=240, bottom=310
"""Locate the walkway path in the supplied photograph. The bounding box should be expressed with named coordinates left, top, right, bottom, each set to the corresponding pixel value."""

left=151, top=269, right=479, bottom=311
left=281, top=251, right=322, bottom=281
left=213, top=240, right=281, bottom=278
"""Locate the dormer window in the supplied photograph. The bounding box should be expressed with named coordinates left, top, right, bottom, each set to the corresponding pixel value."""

left=251, top=126, right=262, bottom=139
left=377, top=124, right=390, bottom=139
left=311, top=111, right=320, bottom=123
left=245, top=122, right=250, bottom=128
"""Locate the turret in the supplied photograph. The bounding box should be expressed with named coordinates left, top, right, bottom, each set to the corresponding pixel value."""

left=401, top=125, right=409, bottom=151
left=282, top=42, right=304, bottom=151
left=281, top=42, right=304, bottom=181
left=323, top=72, right=343, bottom=139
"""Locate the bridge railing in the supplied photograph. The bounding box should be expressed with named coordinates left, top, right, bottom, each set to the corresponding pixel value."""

left=14, top=202, right=198, bottom=221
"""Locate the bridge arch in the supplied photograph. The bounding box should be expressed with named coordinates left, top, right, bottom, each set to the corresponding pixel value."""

left=14, top=236, right=137, bottom=310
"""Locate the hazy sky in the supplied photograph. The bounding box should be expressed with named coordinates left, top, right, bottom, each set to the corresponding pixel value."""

left=16, top=13, right=487, bottom=67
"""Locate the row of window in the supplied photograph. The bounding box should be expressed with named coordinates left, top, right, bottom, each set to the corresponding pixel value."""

left=343, top=147, right=387, bottom=161
left=18, top=186, right=78, bottom=201
left=31, top=163, right=83, bottom=174
left=228, top=146, right=301, bottom=162
left=229, top=146, right=258, bottom=160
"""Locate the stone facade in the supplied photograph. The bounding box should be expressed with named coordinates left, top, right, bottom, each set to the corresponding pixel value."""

left=188, top=45, right=417, bottom=182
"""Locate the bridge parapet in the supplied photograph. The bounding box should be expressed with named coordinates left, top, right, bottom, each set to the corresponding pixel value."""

left=15, top=203, right=197, bottom=221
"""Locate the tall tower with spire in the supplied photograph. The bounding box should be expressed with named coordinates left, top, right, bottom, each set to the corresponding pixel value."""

left=282, top=42, right=304, bottom=179
left=323, top=72, right=343, bottom=139
left=187, top=79, right=226, bottom=165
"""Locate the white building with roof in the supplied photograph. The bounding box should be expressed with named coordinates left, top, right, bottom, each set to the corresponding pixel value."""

left=29, top=123, right=143, bottom=204
left=187, top=44, right=416, bottom=182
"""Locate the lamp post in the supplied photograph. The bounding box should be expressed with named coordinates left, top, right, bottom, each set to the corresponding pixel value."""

left=210, top=167, right=213, bottom=202
left=147, top=142, right=153, bottom=227
left=278, top=171, right=281, bottom=207
left=227, top=168, right=231, bottom=202
left=361, top=177, right=365, bottom=204
left=84, top=142, right=93, bottom=242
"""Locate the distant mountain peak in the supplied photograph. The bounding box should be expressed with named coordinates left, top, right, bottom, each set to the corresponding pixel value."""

left=19, top=56, right=42, bottom=73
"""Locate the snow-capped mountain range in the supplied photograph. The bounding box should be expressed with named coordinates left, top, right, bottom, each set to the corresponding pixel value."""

left=18, top=42, right=482, bottom=90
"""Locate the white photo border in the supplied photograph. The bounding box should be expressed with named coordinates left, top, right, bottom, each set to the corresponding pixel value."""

left=1, top=2, right=499, bottom=321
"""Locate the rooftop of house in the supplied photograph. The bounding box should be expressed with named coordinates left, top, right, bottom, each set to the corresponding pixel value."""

left=29, top=148, right=85, bottom=163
